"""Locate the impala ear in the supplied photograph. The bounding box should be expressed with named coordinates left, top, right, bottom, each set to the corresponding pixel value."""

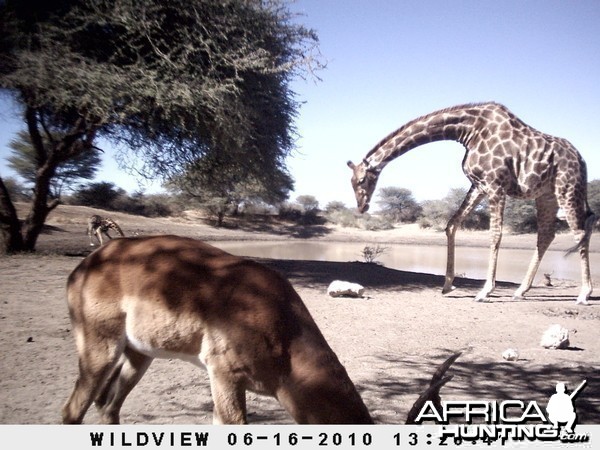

left=347, top=160, right=356, bottom=170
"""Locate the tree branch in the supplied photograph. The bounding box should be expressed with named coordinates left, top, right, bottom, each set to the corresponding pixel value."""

left=25, top=106, right=47, bottom=166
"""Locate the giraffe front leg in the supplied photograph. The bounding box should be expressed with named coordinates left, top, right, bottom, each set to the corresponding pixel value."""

left=475, top=196, right=505, bottom=302
left=442, top=221, right=457, bottom=294
left=443, top=187, right=485, bottom=295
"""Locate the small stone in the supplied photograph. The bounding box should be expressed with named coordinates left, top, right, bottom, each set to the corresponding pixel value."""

left=540, top=324, right=570, bottom=349
left=502, top=348, right=519, bottom=361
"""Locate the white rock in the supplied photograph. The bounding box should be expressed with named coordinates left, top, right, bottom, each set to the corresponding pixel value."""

left=540, top=324, right=570, bottom=349
left=327, top=280, right=365, bottom=298
left=502, top=348, right=519, bottom=361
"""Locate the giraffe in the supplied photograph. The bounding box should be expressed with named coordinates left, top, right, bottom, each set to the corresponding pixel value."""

left=87, top=214, right=125, bottom=246
left=347, top=102, right=596, bottom=304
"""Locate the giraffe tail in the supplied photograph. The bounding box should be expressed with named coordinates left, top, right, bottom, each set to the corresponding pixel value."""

left=565, top=212, right=598, bottom=256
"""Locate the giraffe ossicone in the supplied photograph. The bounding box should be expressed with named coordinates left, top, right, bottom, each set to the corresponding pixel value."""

left=348, top=102, right=596, bottom=304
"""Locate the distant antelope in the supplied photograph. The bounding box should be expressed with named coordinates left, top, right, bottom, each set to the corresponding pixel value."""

left=62, top=235, right=459, bottom=424
left=86, top=214, right=124, bottom=246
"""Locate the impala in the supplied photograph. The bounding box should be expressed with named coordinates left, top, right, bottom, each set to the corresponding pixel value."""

left=62, top=235, right=457, bottom=424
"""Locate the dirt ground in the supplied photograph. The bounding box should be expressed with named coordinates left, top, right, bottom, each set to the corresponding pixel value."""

left=1, top=204, right=599, bottom=424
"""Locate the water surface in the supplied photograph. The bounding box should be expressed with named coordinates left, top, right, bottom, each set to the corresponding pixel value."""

left=217, top=241, right=600, bottom=284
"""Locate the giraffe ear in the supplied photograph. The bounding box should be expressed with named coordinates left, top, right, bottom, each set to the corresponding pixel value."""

left=347, top=160, right=356, bottom=170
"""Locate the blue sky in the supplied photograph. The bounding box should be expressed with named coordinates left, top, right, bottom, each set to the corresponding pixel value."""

left=1, top=0, right=600, bottom=208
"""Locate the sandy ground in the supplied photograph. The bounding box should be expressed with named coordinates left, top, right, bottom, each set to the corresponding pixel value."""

left=1, top=204, right=599, bottom=424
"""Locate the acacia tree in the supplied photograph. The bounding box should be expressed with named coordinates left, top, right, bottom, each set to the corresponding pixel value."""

left=168, top=152, right=294, bottom=227
left=7, top=130, right=102, bottom=198
left=0, top=0, right=321, bottom=252
left=376, top=186, right=422, bottom=223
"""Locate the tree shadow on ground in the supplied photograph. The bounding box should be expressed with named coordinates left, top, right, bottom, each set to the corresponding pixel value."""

left=358, top=350, right=600, bottom=424
left=260, top=258, right=515, bottom=293
left=126, top=350, right=599, bottom=425
left=41, top=224, right=68, bottom=234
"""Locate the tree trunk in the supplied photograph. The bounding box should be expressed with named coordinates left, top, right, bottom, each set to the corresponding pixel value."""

left=21, top=163, right=60, bottom=251
left=0, top=163, right=59, bottom=253
left=0, top=177, right=24, bottom=254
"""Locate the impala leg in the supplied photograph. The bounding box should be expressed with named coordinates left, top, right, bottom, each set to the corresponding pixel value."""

left=95, top=347, right=153, bottom=424
left=513, top=194, right=558, bottom=300
left=475, top=196, right=506, bottom=302
left=62, top=331, right=125, bottom=424
left=207, top=366, right=247, bottom=424
left=443, top=186, right=485, bottom=294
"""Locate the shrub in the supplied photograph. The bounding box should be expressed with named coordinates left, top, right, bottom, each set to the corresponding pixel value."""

left=360, top=244, right=388, bottom=264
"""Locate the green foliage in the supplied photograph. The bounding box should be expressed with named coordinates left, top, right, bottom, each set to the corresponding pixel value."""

left=587, top=180, right=600, bottom=218
left=110, top=192, right=183, bottom=218
left=295, top=195, right=320, bottom=212
left=324, top=205, right=393, bottom=231
left=418, top=187, right=489, bottom=231
left=360, top=244, right=388, bottom=264
left=166, top=151, right=294, bottom=226
left=418, top=199, right=449, bottom=230
left=376, top=186, right=422, bottom=223
left=0, top=0, right=322, bottom=251
left=324, top=201, right=347, bottom=213
left=69, top=182, right=125, bottom=210
left=1, top=0, right=321, bottom=179
left=7, top=130, right=101, bottom=198
left=278, top=200, right=325, bottom=225
left=503, top=198, right=538, bottom=234
left=69, top=183, right=179, bottom=217
left=1, top=177, right=30, bottom=202
left=503, top=197, right=569, bottom=234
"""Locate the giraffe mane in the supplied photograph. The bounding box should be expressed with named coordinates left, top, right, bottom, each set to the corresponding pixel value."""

left=363, top=101, right=502, bottom=159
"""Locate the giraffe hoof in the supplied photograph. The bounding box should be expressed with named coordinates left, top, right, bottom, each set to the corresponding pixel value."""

left=474, top=293, right=490, bottom=302
left=442, top=285, right=456, bottom=295
left=575, top=297, right=589, bottom=305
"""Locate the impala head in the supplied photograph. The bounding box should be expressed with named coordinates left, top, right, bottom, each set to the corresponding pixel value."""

left=347, top=160, right=380, bottom=213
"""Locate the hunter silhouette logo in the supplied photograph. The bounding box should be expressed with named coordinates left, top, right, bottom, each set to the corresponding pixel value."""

left=546, top=380, right=586, bottom=434
left=415, top=379, right=590, bottom=444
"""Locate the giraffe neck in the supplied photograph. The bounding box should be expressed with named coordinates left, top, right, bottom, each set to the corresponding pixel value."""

left=364, top=104, right=481, bottom=171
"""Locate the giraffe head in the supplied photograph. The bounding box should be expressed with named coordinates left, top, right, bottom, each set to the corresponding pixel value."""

left=347, top=160, right=380, bottom=213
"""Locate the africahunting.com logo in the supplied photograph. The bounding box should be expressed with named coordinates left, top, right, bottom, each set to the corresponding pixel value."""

left=415, top=380, right=589, bottom=445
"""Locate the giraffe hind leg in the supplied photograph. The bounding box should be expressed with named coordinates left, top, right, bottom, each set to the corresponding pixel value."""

left=513, top=194, right=558, bottom=300
left=561, top=195, right=594, bottom=304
